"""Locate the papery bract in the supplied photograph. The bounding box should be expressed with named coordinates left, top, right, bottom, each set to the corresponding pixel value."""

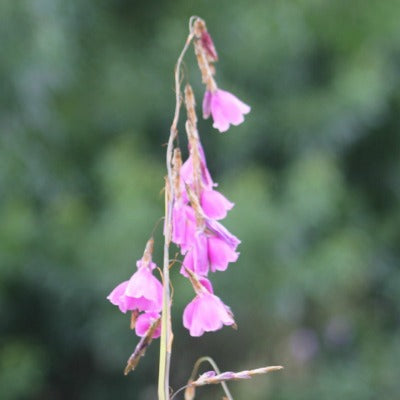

left=183, top=291, right=235, bottom=337
left=203, top=89, right=250, bottom=133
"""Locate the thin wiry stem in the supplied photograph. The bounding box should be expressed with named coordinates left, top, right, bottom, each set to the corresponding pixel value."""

left=157, top=19, right=197, bottom=400
left=186, top=356, right=234, bottom=400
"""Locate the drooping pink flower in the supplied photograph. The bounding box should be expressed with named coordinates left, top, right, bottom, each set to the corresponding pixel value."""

left=181, top=223, right=240, bottom=276
left=124, top=265, right=163, bottom=312
left=203, top=89, right=251, bottom=133
left=135, top=312, right=161, bottom=339
left=107, top=260, right=162, bottom=313
left=183, top=291, right=235, bottom=337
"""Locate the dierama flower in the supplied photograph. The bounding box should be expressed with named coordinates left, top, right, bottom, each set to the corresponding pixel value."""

left=182, top=231, right=239, bottom=276
left=203, top=89, right=251, bottom=133
left=107, top=243, right=163, bottom=314
left=183, top=286, right=235, bottom=337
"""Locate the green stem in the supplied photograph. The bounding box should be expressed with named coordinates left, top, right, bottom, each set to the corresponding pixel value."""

left=157, top=20, right=197, bottom=400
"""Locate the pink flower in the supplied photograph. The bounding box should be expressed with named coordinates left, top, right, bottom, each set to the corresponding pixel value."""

left=135, top=312, right=161, bottom=339
left=107, top=261, right=162, bottom=313
left=183, top=291, right=235, bottom=336
left=182, top=233, right=239, bottom=276
left=203, top=89, right=251, bottom=133
left=181, top=221, right=240, bottom=276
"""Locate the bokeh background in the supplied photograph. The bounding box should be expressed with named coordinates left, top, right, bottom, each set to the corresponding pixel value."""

left=1, top=1, right=400, bottom=399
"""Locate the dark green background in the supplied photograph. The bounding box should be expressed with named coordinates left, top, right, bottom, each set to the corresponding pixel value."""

left=1, top=1, right=399, bottom=399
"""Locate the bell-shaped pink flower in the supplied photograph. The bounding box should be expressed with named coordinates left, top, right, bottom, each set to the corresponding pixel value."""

left=125, top=266, right=163, bottom=312
left=107, top=261, right=162, bottom=313
left=203, top=89, right=250, bottom=133
left=183, top=291, right=235, bottom=337
left=135, top=312, right=161, bottom=339
left=181, top=223, right=240, bottom=276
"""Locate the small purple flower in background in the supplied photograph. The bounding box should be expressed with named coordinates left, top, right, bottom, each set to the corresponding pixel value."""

left=203, top=89, right=251, bottom=133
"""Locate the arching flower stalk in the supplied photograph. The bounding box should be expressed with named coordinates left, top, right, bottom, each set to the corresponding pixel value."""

left=107, top=16, right=282, bottom=400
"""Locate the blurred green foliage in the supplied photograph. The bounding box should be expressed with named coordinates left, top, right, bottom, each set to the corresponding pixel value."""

left=1, top=0, right=400, bottom=399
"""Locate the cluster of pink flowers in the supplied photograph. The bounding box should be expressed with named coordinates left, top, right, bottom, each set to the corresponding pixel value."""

left=172, top=133, right=239, bottom=336
left=107, top=239, right=162, bottom=339
left=107, top=19, right=250, bottom=339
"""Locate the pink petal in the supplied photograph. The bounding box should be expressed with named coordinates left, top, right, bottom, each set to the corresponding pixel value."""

left=208, top=236, right=239, bottom=272
left=135, top=312, right=161, bottom=338
left=125, top=267, right=163, bottom=312
left=201, top=189, right=234, bottom=220
left=207, top=219, right=241, bottom=249
left=107, top=281, right=130, bottom=313
left=181, top=233, right=209, bottom=276
left=208, top=89, right=250, bottom=133
left=172, top=203, right=196, bottom=251
left=183, top=293, right=234, bottom=337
